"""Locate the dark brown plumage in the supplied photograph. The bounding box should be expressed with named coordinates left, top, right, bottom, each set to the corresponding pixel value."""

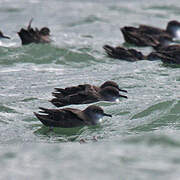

left=120, top=20, right=180, bottom=47
left=17, top=19, right=51, bottom=45
left=103, top=43, right=180, bottom=64
left=50, top=86, right=127, bottom=107
left=103, top=45, right=145, bottom=61
left=52, top=80, right=127, bottom=99
left=34, top=105, right=112, bottom=128
left=121, top=26, right=162, bottom=47
left=147, top=44, right=180, bottom=64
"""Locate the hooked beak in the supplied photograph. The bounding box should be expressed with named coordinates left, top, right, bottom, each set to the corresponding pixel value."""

left=103, top=113, right=112, bottom=117
left=118, top=94, right=128, bottom=99
left=118, top=88, right=128, bottom=93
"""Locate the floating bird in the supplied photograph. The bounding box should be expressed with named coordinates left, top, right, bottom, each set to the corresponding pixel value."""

left=103, top=45, right=145, bottom=61
left=34, top=105, right=112, bottom=128
left=120, top=20, right=180, bottom=47
left=147, top=44, right=180, bottom=64
left=121, top=26, right=163, bottom=47
left=0, top=30, right=10, bottom=39
left=52, top=80, right=127, bottom=99
left=104, top=43, right=180, bottom=64
left=18, top=18, right=51, bottom=45
left=50, top=86, right=127, bottom=107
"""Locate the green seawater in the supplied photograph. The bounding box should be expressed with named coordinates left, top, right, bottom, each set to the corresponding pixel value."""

left=0, top=0, right=180, bottom=179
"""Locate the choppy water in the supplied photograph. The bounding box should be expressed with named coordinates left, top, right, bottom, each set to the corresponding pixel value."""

left=0, top=0, right=180, bottom=179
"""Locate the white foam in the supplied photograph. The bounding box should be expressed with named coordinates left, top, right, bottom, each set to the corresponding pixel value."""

left=0, top=41, right=16, bottom=47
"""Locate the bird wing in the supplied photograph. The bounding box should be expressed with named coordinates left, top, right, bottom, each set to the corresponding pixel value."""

left=54, top=84, right=91, bottom=96
left=139, top=25, right=165, bottom=35
left=34, top=107, right=85, bottom=128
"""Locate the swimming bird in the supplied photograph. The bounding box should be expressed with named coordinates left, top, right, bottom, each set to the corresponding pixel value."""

left=104, top=43, right=180, bottom=64
left=0, top=30, right=10, bottom=39
left=103, top=44, right=175, bottom=63
left=120, top=20, right=180, bottom=47
left=147, top=44, right=180, bottom=64
left=52, top=80, right=127, bottom=99
left=18, top=18, right=51, bottom=45
left=103, top=45, right=145, bottom=61
left=34, top=105, right=112, bottom=128
left=121, top=26, right=163, bottom=47
left=50, top=86, right=127, bottom=107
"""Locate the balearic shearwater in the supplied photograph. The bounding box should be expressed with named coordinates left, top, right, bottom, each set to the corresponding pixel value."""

left=120, top=20, right=180, bottom=47
left=0, top=31, right=10, bottom=39
left=103, top=45, right=145, bottom=61
left=147, top=44, right=180, bottom=64
left=103, top=44, right=180, bottom=63
left=52, top=80, right=127, bottom=99
left=50, top=86, right=127, bottom=107
left=34, top=105, right=112, bottom=128
left=103, top=43, right=180, bottom=64
left=17, top=18, right=51, bottom=45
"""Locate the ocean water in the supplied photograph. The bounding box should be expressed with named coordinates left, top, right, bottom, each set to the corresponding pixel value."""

left=0, top=0, right=180, bottom=179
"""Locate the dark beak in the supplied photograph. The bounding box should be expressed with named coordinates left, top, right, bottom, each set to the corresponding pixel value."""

left=1, top=35, right=10, bottom=39
left=118, top=88, right=128, bottom=93
left=103, top=113, right=112, bottom=117
left=118, top=94, right=128, bottom=99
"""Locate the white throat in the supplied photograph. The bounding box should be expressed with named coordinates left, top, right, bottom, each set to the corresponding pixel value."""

left=93, top=113, right=104, bottom=123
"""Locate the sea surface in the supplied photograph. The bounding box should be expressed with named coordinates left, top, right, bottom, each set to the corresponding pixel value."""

left=0, top=0, right=180, bottom=179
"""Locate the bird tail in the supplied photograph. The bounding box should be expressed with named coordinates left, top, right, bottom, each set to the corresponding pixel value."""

left=34, top=112, right=53, bottom=127
left=54, top=88, right=65, bottom=93
left=52, top=92, right=64, bottom=98
left=103, top=45, right=115, bottom=57
left=49, top=98, right=66, bottom=107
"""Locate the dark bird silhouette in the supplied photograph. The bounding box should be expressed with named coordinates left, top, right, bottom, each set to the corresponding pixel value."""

left=103, top=45, right=145, bottom=61
left=18, top=18, right=51, bottom=45
left=52, top=80, right=127, bottom=99
left=121, top=26, right=163, bottom=47
left=120, top=20, right=180, bottom=47
left=103, top=43, right=180, bottom=64
left=147, top=44, right=180, bottom=64
left=34, top=105, right=112, bottom=128
left=50, top=86, right=127, bottom=107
